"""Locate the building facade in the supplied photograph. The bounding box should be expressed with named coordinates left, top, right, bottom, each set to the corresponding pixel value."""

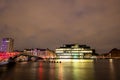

left=102, top=48, right=120, bottom=58
left=55, top=44, right=95, bottom=59
left=0, top=38, right=14, bottom=52
left=24, top=48, right=56, bottom=59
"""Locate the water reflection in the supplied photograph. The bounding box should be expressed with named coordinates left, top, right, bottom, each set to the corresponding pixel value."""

left=0, top=59, right=120, bottom=80
left=73, top=62, right=94, bottom=80
left=94, top=59, right=120, bottom=80
left=38, top=60, right=94, bottom=80
left=109, top=59, right=116, bottom=80
left=39, top=62, right=43, bottom=80
left=0, top=62, right=38, bottom=80
left=58, top=63, right=63, bottom=80
left=0, top=63, right=16, bottom=80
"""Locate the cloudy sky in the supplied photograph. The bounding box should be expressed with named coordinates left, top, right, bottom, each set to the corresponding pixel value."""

left=0, top=0, right=120, bottom=53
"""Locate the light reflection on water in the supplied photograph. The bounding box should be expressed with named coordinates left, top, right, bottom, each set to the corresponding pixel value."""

left=0, top=59, right=120, bottom=80
left=94, top=59, right=120, bottom=80
left=109, top=59, right=116, bottom=80
left=39, top=62, right=94, bottom=80
left=38, top=59, right=94, bottom=80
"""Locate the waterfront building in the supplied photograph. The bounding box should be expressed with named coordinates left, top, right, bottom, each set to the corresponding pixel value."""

left=102, top=48, right=120, bottom=58
left=0, top=38, right=14, bottom=52
left=24, top=48, right=56, bottom=58
left=109, top=48, right=120, bottom=58
left=55, top=44, right=95, bottom=59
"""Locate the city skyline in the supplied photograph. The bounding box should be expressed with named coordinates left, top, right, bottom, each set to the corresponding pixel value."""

left=0, top=0, right=120, bottom=53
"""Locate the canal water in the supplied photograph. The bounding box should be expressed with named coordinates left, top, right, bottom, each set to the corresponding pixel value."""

left=0, top=59, right=120, bottom=80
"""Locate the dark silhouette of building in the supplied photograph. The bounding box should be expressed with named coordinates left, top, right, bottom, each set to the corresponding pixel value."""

left=109, top=48, right=120, bottom=58
left=102, top=48, right=120, bottom=58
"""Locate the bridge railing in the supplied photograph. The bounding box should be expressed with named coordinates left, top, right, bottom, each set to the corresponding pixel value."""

left=0, top=52, right=20, bottom=62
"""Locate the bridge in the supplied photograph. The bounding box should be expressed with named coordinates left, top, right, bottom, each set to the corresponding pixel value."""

left=12, top=53, right=44, bottom=62
left=0, top=52, right=44, bottom=64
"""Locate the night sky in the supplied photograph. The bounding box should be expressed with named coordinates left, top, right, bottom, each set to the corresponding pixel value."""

left=0, top=0, right=120, bottom=53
